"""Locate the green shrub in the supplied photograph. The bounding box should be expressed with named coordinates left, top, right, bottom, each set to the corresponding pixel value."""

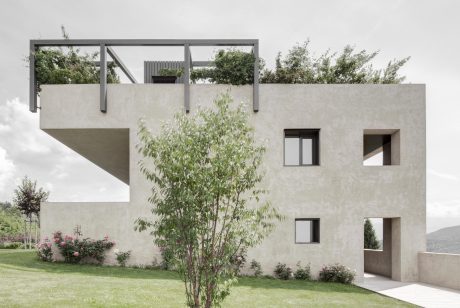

left=274, top=263, right=292, bottom=280
left=250, top=259, right=263, bottom=277
left=318, top=264, right=356, bottom=284
left=230, top=248, right=247, bottom=275
left=294, top=262, right=311, bottom=280
left=0, top=242, right=23, bottom=249
left=159, top=68, right=183, bottom=77
left=0, top=206, right=22, bottom=239
left=160, top=245, right=175, bottom=270
left=115, top=249, right=131, bottom=267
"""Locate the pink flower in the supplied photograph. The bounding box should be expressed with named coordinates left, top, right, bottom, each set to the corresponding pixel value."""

left=54, top=238, right=60, bottom=243
left=60, top=241, right=66, bottom=247
left=47, top=243, right=52, bottom=248
left=73, top=251, right=79, bottom=257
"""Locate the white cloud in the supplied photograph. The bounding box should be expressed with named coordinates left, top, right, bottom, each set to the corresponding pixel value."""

left=427, top=200, right=460, bottom=218
left=0, top=146, right=15, bottom=194
left=428, top=169, right=459, bottom=181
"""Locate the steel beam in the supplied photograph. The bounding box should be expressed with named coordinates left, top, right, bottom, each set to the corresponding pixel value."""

left=100, top=44, right=107, bottom=113
left=29, top=42, right=37, bottom=112
left=184, top=44, right=191, bottom=113
left=107, top=47, right=137, bottom=84
left=253, top=41, right=259, bottom=112
left=30, top=39, right=258, bottom=47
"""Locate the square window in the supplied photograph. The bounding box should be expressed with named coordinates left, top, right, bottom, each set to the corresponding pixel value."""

left=363, top=129, right=400, bottom=166
left=284, top=129, right=319, bottom=166
left=295, top=219, right=320, bottom=243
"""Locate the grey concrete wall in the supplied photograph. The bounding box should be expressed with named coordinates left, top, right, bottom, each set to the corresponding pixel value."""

left=418, top=252, right=460, bottom=290
left=39, top=84, right=426, bottom=282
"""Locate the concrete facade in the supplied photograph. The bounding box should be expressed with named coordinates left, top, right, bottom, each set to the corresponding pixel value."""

left=39, top=84, right=426, bottom=282
left=418, top=252, right=460, bottom=290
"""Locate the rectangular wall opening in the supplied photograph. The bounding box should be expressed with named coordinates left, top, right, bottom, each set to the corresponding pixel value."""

left=363, top=129, right=400, bottom=166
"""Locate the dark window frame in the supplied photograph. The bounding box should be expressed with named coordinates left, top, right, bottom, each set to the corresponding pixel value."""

left=284, top=129, right=320, bottom=166
left=295, top=218, right=320, bottom=244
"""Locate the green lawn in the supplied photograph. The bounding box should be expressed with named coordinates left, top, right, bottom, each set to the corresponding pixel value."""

left=0, top=250, right=413, bottom=307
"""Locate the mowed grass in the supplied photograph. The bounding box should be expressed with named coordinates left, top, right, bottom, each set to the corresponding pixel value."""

left=0, top=250, right=413, bottom=307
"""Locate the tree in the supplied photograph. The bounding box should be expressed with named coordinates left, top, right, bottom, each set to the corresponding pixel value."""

left=136, top=94, right=281, bottom=307
left=13, top=176, right=49, bottom=249
left=191, top=49, right=262, bottom=85
left=364, top=219, right=380, bottom=249
left=0, top=203, right=22, bottom=240
left=31, top=26, right=119, bottom=93
left=260, top=40, right=409, bottom=84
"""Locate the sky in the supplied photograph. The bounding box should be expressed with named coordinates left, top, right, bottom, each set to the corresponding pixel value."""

left=0, top=0, right=459, bottom=233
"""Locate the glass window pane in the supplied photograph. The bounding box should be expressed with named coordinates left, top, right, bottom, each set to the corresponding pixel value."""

left=302, top=138, right=313, bottom=165
left=295, top=220, right=311, bottom=243
left=284, top=137, right=299, bottom=165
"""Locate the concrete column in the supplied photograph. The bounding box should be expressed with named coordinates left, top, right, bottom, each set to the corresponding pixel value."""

left=391, top=217, right=402, bottom=281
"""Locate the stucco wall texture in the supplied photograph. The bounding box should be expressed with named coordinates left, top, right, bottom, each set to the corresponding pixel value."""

left=418, top=252, right=460, bottom=290
left=39, top=84, right=426, bottom=282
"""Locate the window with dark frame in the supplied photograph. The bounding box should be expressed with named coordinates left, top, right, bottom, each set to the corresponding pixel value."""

left=295, top=218, right=320, bottom=244
left=284, top=129, right=319, bottom=166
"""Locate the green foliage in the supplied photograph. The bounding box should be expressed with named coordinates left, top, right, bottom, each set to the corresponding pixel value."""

left=364, top=219, right=381, bottom=249
left=0, top=204, right=22, bottom=239
left=293, top=262, right=311, bottom=280
left=115, top=250, right=131, bottom=267
left=136, top=93, right=282, bottom=307
left=13, top=176, right=49, bottom=220
left=52, top=231, right=114, bottom=264
left=274, top=263, right=292, bottom=280
left=191, top=49, right=261, bottom=85
left=31, top=27, right=119, bottom=92
left=260, top=40, right=409, bottom=84
left=318, top=264, right=356, bottom=284
left=159, top=68, right=183, bottom=77
left=249, top=259, right=262, bottom=277
left=0, top=242, right=23, bottom=249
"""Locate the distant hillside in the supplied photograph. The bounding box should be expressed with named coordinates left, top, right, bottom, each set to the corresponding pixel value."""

left=427, top=225, right=460, bottom=254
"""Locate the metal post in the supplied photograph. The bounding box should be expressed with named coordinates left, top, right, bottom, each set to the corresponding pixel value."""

left=29, top=42, right=37, bottom=112
left=253, top=41, right=259, bottom=112
left=100, top=44, right=107, bottom=112
left=184, top=43, right=190, bottom=113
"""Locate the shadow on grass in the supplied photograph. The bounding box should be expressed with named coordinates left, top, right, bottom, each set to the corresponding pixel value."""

left=0, top=250, right=370, bottom=295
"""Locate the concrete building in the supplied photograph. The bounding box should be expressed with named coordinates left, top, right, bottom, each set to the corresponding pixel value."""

left=31, top=40, right=426, bottom=283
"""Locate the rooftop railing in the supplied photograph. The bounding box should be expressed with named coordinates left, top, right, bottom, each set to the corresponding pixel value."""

left=29, top=39, right=259, bottom=113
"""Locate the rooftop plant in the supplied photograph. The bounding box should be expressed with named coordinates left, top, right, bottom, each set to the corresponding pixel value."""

left=30, top=26, right=119, bottom=92
left=192, top=40, right=409, bottom=85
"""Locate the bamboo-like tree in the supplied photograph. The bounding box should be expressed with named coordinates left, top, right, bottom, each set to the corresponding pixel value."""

left=13, top=176, right=49, bottom=249
left=136, top=94, right=282, bottom=307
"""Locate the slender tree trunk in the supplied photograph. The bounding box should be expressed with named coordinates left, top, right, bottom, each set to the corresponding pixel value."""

left=23, top=220, right=27, bottom=250
left=28, top=216, right=32, bottom=249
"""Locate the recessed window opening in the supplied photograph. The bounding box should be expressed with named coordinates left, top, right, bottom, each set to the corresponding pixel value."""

left=363, top=129, right=400, bottom=166
left=295, top=219, right=320, bottom=243
left=284, top=129, right=319, bottom=166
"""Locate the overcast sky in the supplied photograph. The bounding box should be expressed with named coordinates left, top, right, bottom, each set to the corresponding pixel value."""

left=0, top=0, right=459, bottom=232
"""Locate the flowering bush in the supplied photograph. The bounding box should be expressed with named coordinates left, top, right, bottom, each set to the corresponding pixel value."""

left=114, top=249, right=131, bottom=267
left=318, top=264, right=356, bottom=284
left=294, top=262, right=311, bottom=280
left=274, top=263, right=293, bottom=280
left=52, top=231, right=115, bottom=264
left=36, top=238, right=53, bottom=261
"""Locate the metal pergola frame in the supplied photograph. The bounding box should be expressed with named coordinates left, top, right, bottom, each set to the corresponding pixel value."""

left=29, top=39, right=259, bottom=113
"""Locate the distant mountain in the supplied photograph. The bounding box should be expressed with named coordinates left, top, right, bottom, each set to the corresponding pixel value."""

left=427, top=225, right=460, bottom=254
